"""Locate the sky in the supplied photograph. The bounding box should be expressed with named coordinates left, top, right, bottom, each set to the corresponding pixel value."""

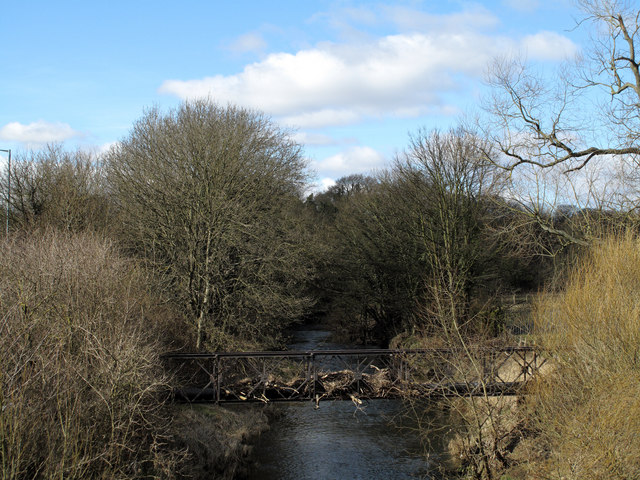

left=0, top=0, right=585, bottom=190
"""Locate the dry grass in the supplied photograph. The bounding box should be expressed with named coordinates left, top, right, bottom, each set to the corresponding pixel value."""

left=0, top=230, right=181, bottom=479
left=445, top=395, right=524, bottom=476
left=529, top=234, right=640, bottom=479
left=169, top=405, right=270, bottom=480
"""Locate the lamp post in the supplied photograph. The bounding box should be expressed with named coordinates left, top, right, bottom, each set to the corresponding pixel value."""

left=0, top=149, right=11, bottom=235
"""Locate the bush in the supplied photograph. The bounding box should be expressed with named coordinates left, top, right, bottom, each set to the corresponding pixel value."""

left=0, top=230, right=178, bottom=479
left=530, top=234, right=640, bottom=479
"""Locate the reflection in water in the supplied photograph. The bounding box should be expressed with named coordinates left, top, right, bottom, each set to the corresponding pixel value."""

left=243, top=326, right=445, bottom=480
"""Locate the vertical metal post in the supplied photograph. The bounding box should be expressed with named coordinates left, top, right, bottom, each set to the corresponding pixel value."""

left=398, top=353, right=407, bottom=383
left=357, top=355, right=361, bottom=392
left=306, top=355, right=312, bottom=401
left=214, top=355, right=221, bottom=404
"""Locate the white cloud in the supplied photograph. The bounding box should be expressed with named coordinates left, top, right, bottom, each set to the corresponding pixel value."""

left=0, top=120, right=81, bottom=144
left=312, top=146, right=386, bottom=179
left=319, top=177, right=337, bottom=189
left=304, top=176, right=338, bottom=195
left=159, top=9, right=577, bottom=129
left=291, top=132, right=352, bottom=146
left=283, top=109, right=361, bottom=129
left=319, top=177, right=338, bottom=192
left=0, top=151, right=9, bottom=173
left=160, top=32, right=494, bottom=125
left=227, top=32, right=267, bottom=54
left=522, top=31, right=578, bottom=60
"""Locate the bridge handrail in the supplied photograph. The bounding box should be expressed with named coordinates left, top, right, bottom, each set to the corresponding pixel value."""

left=161, top=345, right=538, bottom=360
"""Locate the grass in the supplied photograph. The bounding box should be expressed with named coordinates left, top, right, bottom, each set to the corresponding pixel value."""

left=169, top=404, right=270, bottom=480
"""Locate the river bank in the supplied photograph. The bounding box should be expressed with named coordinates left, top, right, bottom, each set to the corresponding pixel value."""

left=168, top=323, right=545, bottom=479
left=169, top=404, right=272, bottom=480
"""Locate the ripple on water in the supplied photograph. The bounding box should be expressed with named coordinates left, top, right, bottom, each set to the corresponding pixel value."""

left=245, top=400, right=433, bottom=480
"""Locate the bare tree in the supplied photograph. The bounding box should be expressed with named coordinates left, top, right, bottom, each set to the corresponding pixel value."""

left=485, top=1, right=640, bottom=172
left=394, top=128, right=505, bottom=336
left=480, top=1, right=640, bottom=254
left=329, top=174, right=427, bottom=343
left=0, top=145, right=112, bottom=233
left=107, top=100, right=313, bottom=350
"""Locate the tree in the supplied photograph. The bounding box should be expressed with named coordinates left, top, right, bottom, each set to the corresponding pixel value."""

left=485, top=0, right=640, bottom=172
left=312, top=129, right=505, bottom=344
left=481, top=0, right=640, bottom=253
left=106, top=100, right=313, bottom=350
left=331, top=174, right=427, bottom=343
left=0, top=145, right=112, bottom=233
left=305, top=174, right=378, bottom=222
left=393, top=129, right=505, bottom=336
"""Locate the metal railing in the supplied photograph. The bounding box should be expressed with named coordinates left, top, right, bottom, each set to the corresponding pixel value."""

left=163, top=347, right=546, bottom=403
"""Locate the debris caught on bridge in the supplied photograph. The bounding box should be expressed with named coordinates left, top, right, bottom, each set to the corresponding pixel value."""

left=163, top=347, right=546, bottom=404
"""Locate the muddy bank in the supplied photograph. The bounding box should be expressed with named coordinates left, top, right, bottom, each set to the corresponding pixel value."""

left=169, top=404, right=272, bottom=480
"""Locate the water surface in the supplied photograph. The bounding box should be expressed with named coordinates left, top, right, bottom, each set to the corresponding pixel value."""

left=243, top=326, right=443, bottom=480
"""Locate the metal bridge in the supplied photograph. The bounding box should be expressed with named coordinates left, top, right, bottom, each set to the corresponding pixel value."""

left=163, top=346, right=546, bottom=404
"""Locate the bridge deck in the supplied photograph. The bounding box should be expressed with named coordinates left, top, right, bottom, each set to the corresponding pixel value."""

left=163, top=347, right=544, bottom=404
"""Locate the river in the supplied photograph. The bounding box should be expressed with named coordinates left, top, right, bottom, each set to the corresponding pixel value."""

left=242, top=325, right=448, bottom=480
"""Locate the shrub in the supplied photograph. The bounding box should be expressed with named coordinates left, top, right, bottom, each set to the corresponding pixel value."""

left=0, top=230, right=177, bottom=479
left=531, top=234, right=640, bottom=479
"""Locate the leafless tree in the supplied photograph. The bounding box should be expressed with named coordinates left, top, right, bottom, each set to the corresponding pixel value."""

left=485, top=0, right=640, bottom=172
left=480, top=1, right=640, bottom=252
left=106, top=100, right=313, bottom=350
left=0, top=145, right=112, bottom=233
left=394, top=128, right=505, bottom=336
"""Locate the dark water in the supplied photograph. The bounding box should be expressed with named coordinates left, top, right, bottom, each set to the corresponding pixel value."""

left=243, top=326, right=444, bottom=480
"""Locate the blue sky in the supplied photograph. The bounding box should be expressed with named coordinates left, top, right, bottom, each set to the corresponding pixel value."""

left=0, top=0, right=584, bottom=189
